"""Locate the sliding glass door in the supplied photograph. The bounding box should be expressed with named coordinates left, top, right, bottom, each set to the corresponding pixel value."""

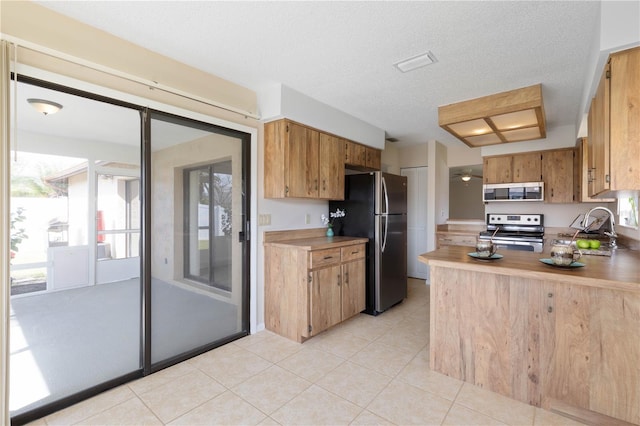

left=9, top=77, right=251, bottom=423
left=149, top=112, right=249, bottom=365
left=9, top=79, right=142, bottom=417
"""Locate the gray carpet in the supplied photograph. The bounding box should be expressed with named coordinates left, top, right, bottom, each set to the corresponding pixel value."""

left=10, top=278, right=239, bottom=416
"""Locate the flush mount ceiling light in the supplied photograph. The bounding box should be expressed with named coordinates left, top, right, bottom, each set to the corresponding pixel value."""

left=438, top=84, right=546, bottom=148
left=27, top=98, right=63, bottom=115
left=461, top=175, right=471, bottom=182
left=394, top=51, right=437, bottom=73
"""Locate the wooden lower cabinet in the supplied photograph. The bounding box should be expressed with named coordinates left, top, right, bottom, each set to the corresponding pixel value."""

left=341, top=258, right=366, bottom=319
left=265, top=241, right=366, bottom=342
left=430, top=266, right=640, bottom=425
left=309, top=265, right=342, bottom=335
left=435, top=232, right=477, bottom=249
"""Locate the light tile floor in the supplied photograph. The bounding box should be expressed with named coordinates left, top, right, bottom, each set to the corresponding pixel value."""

left=32, top=279, right=586, bottom=425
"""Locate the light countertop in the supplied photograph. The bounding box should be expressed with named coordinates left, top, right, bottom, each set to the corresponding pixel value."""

left=419, top=245, right=640, bottom=293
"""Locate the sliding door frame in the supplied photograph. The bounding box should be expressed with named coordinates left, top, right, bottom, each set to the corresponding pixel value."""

left=10, top=76, right=253, bottom=425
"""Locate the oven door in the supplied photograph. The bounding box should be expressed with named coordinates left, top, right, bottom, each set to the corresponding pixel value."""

left=480, top=236, right=543, bottom=253
left=493, top=239, right=543, bottom=253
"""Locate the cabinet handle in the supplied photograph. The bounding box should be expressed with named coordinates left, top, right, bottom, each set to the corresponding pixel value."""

left=323, top=256, right=334, bottom=260
left=315, top=179, right=318, bottom=190
left=551, top=188, right=554, bottom=197
left=322, top=180, right=326, bottom=191
left=548, top=306, right=553, bottom=313
left=351, top=251, right=359, bottom=255
left=345, top=271, right=349, bottom=284
left=548, top=293, right=553, bottom=298
left=337, top=275, right=341, bottom=286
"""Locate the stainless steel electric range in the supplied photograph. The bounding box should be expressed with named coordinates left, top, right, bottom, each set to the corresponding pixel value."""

left=478, top=213, right=544, bottom=253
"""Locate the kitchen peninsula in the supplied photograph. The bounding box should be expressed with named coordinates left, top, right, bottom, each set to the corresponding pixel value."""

left=419, top=246, right=640, bottom=425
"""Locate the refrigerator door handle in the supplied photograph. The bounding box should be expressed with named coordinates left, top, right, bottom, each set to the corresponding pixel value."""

left=381, top=176, right=389, bottom=215
left=381, top=214, right=388, bottom=253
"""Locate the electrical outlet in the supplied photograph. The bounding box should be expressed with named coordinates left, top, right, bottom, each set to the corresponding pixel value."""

left=305, top=214, right=310, bottom=224
left=258, top=214, right=271, bottom=226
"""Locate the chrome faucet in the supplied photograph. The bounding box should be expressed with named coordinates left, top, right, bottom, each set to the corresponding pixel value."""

left=582, top=206, right=617, bottom=249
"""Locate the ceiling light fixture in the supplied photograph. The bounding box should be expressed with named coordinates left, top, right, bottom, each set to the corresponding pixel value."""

left=394, top=51, right=437, bottom=73
left=438, top=84, right=546, bottom=148
left=461, top=175, right=471, bottom=182
left=27, top=98, right=63, bottom=115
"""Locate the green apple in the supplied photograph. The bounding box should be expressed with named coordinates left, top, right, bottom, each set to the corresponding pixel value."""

left=589, top=239, right=601, bottom=249
left=576, top=239, right=590, bottom=249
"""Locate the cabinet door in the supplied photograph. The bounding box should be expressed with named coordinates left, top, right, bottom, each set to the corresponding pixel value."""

left=309, top=265, right=342, bottom=335
left=575, top=139, right=615, bottom=202
left=366, top=147, right=381, bottom=170
left=590, top=62, right=610, bottom=195
left=346, top=142, right=366, bottom=167
left=264, top=120, right=286, bottom=198
left=512, top=153, right=541, bottom=182
left=542, top=149, right=574, bottom=203
left=319, top=133, right=345, bottom=200
left=609, top=47, right=640, bottom=192
left=483, top=156, right=512, bottom=183
left=286, top=123, right=319, bottom=198
left=341, top=259, right=365, bottom=320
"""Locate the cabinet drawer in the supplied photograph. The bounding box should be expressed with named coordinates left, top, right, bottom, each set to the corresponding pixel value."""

left=341, top=244, right=365, bottom=262
left=437, top=233, right=477, bottom=248
left=310, top=248, right=341, bottom=269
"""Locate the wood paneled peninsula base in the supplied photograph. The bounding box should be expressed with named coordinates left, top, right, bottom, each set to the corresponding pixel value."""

left=419, top=246, right=640, bottom=426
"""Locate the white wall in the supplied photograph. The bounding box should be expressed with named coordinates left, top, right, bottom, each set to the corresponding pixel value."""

left=447, top=145, right=482, bottom=167
left=485, top=201, right=618, bottom=228
left=381, top=142, right=401, bottom=174
left=259, top=84, right=386, bottom=149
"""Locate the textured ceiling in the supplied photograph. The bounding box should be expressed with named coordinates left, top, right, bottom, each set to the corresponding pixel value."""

left=35, top=1, right=601, bottom=148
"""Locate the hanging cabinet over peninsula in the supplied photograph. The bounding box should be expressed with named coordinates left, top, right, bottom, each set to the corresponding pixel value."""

left=587, top=46, right=640, bottom=197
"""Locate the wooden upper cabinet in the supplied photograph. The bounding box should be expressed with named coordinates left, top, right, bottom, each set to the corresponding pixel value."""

left=609, top=47, right=640, bottom=192
left=483, top=156, right=512, bottom=183
left=344, top=139, right=380, bottom=170
left=589, top=60, right=610, bottom=196
left=264, top=119, right=345, bottom=199
left=512, top=152, right=542, bottom=182
left=542, top=149, right=574, bottom=203
left=345, top=140, right=366, bottom=168
left=319, top=133, right=345, bottom=200
left=365, top=147, right=381, bottom=170
left=287, top=123, right=319, bottom=198
left=588, top=46, right=640, bottom=196
left=575, top=138, right=616, bottom=202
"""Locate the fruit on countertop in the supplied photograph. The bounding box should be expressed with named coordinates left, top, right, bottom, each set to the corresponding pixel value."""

left=589, top=239, right=601, bottom=249
left=576, top=239, right=590, bottom=249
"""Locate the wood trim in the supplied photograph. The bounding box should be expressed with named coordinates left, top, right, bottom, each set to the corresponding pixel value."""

left=546, top=397, right=638, bottom=426
left=439, top=84, right=544, bottom=124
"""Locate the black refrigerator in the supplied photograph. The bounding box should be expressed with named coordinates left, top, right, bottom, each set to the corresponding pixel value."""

left=330, top=172, right=408, bottom=315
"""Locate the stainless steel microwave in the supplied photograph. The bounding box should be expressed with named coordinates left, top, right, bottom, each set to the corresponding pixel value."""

left=482, top=182, right=544, bottom=202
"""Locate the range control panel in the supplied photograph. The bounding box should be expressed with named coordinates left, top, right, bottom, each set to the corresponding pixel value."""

left=487, top=214, right=543, bottom=226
